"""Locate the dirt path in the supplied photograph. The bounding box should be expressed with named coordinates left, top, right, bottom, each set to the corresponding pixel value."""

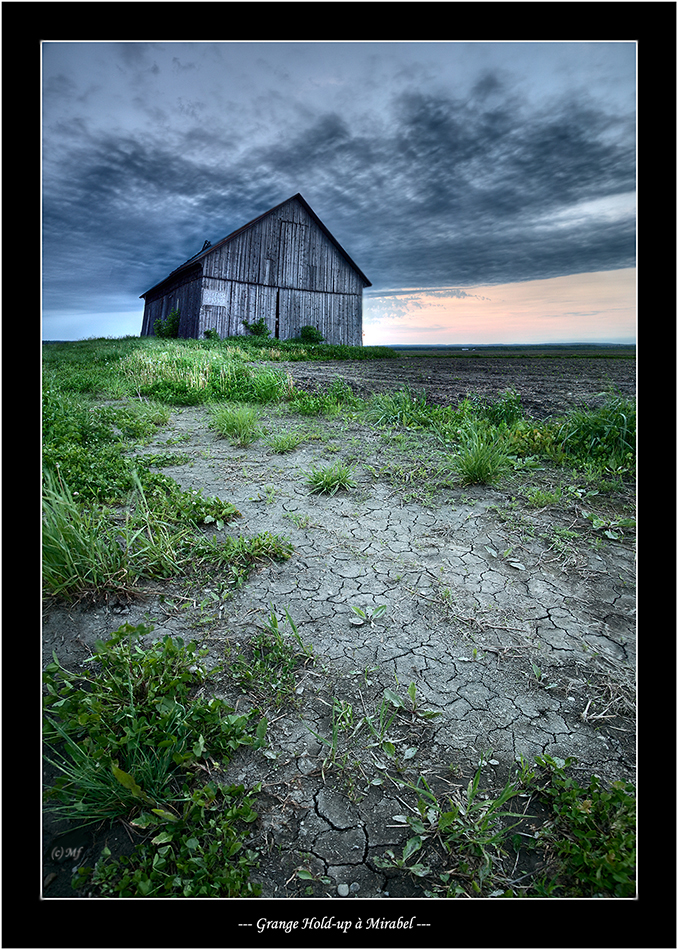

left=42, top=357, right=636, bottom=900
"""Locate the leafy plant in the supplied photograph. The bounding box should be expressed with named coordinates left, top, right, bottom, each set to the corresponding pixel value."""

left=229, top=608, right=314, bottom=707
left=241, top=317, right=271, bottom=338
left=85, top=782, right=262, bottom=897
left=374, top=835, right=431, bottom=878
left=383, top=681, right=443, bottom=720
left=299, top=325, right=324, bottom=343
left=153, top=308, right=181, bottom=339
left=44, top=624, right=268, bottom=897
left=43, top=623, right=267, bottom=822
left=349, top=604, right=387, bottom=626
left=531, top=754, right=636, bottom=897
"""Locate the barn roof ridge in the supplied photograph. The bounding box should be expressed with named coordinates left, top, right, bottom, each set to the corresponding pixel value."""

left=141, top=193, right=370, bottom=299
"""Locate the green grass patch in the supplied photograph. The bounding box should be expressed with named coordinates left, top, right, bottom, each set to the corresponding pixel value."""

left=44, top=623, right=267, bottom=897
left=229, top=609, right=314, bottom=708
left=381, top=754, right=635, bottom=898
left=305, top=460, right=356, bottom=495
left=554, top=394, right=635, bottom=475
left=210, top=403, right=262, bottom=445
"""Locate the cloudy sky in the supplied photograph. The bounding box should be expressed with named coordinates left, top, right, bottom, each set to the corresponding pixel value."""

left=42, top=40, right=636, bottom=344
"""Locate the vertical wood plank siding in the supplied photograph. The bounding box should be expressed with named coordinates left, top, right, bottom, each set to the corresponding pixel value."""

left=140, top=265, right=203, bottom=338
left=141, top=196, right=368, bottom=346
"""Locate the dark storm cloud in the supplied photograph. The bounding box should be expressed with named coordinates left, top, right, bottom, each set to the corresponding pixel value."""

left=42, top=64, right=635, bottom=317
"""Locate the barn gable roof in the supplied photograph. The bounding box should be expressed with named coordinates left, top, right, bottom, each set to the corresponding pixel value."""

left=141, top=193, right=371, bottom=298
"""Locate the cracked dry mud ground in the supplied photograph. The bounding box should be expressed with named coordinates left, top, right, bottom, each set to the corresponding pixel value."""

left=42, top=357, right=636, bottom=899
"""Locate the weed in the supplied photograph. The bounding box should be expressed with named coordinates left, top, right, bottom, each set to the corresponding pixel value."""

left=305, top=460, right=356, bottom=495
left=395, top=681, right=443, bottom=720
left=530, top=755, right=636, bottom=897
left=349, top=604, right=387, bottom=626
left=153, top=308, right=181, bottom=339
left=378, top=755, right=635, bottom=898
left=365, top=388, right=436, bottom=429
left=282, top=510, right=313, bottom=529
left=290, top=378, right=361, bottom=417
left=210, top=403, right=261, bottom=445
left=42, top=469, right=130, bottom=600
left=43, top=623, right=267, bottom=897
left=452, top=425, right=511, bottom=485
left=525, top=486, right=562, bottom=507
left=582, top=511, right=636, bottom=541
left=555, top=394, right=635, bottom=474
left=374, top=835, right=431, bottom=878
left=298, top=325, right=324, bottom=343
left=229, top=609, right=314, bottom=708
left=242, top=317, right=272, bottom=338
left=265, top=429, right=305, bottom=453
left=466, top=389, right=524, bottom=426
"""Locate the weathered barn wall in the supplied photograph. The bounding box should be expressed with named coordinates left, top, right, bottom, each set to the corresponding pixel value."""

left=141, top=194, right=369, bottom=346
left=140, top=265, right=203, bottom=338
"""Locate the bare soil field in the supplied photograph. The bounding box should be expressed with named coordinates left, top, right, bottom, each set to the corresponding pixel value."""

left=268, top=354, right=636, bottom=419
left=42, top=355, right=636, bottom=913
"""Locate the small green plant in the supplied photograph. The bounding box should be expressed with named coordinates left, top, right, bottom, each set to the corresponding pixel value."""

left=349, top=604, right=387, bottom=626
left=388, top=682, right=443, bottom=720
left=203, top=328, right=220, bottom=341
left=242, top=317, right=271, bottom=338
left=210, top=403, right=261, bottom=446
left=265, top=429, right=305, bottom=453
left=373, top=836, right=431, bottom=878
left=582, top=511, right=636, bottom=541
left=229, top=609, right=314, bottom=707
left=299, top=325, right=324, bottom=343
left=452, top=426, right=511, bottom=485
left=153, top=308, right=181, bottom=339
left=305, top=460, right=356, bottom=495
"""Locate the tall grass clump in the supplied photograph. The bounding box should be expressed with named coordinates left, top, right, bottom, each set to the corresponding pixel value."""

left=42, top=469, right=129, bottom=600
left=42, top=470, right=192, bottom=601
left=289, top=378, right=362, bottom=417
left=465, top=389, right=524, bottom=426
left=121, top=345, right=292, bottom=405
left=555, top=394, right=635, bottom=474
left=451, top=424, right=511, bottom=485
left=210, top=404, right=261, bottom=446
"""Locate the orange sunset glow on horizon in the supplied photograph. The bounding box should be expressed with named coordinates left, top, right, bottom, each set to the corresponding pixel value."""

left=363, top=268, right=636, bottom=347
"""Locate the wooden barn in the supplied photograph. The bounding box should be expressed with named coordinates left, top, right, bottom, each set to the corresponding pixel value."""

left=140, top=193, right=371, bottom=345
